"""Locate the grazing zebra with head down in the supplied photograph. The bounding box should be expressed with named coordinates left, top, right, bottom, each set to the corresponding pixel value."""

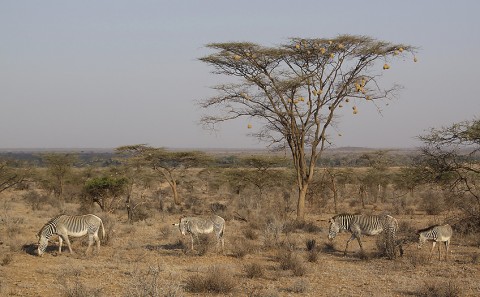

left=173, top=214, right=225, bottom=252
left=417, top=224, right=453, bottom=261
left=37, top=214, right=105, bottom=256
left=328, top=213, right=398, bottom=259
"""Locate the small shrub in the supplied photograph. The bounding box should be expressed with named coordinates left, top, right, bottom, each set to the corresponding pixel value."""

left=59, top=277, right=102, bottom=297
left=184, top=266, right=235, bottom=294
left=159, top=225, right=171, bottom=239
left=194, top=234, right=216, bottom=256
left=288, top=279, right=309, bottom=293
left=306, top=249, right=319, bottom=263
left=23, top=190, right=47, bottom=211
left=357, top=250, right=370, bottom=261
left=1, top=254, right=13, bottom=266
left=124, top=265, right=163, bottom=297
left=231, top=239, right=255, bottom=258
left=305, top=239, right=316, bottom=251
left=420, top=191, right=445, bottom=215
left=408, top=251, right=430, bottom=267
left=322, top=242, right=336, bottom=253
left=244, top=263, right=264, bottom=279
left=100, top=214, right=116, bottom=246
left=416, top=281, right=462, bottom=297
left=471, top=253, right=480, bottom=264
left=276, top=250, right=306, bottom=276
left=243, top=228, right=258, bottom=240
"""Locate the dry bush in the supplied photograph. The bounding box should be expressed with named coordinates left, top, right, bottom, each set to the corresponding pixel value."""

left=23, top=190, right=49, bottom=211
left=305, top=239, right=319, bottom=262
left=243, top=227, right=258, bottom=240
left=58, top=269, right=102, bottom=297
left=305, top=239, right=316, bottom=251
left=99, top=214, right=116, bottom=247
left=321, top=242, right=336, bottom=253
left=262, top=218, right=284, bottom=248
left=158, top=225, right=171, bottom=239
left=288, top=279, right=309, bottom=294
left=276, top=250, right=306, bottom=276
left=1, top=254, right=13, bottom=266
left=231, top=238, right=255, bottom=258
left=60, top=280, right=102, bottom=297
left=184, top=266, right=236, bottom=294
left=244, top=263, right=264, bottom=279
left=420, top=191, right=445, bottom=215
left=416, top=281, right=462, bottom=297
left=408, top=251, right=430, bottom=267
left=357, top=249, right=370, bottom=261
left=284, top=220, right=321, bottom=234
left=124, top=264, right=164, bottom=297
left=247, top=287, right=279, bottom=297
left=192, top=234, right=217, bottom=256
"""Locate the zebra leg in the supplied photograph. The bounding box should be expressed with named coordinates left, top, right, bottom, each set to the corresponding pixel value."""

left=94, top=232, right=100, bottom=253
left=445, top=240, right=450, bottom=261
left=64, top=236, right=74, bottom=254
left=86, top=234, right=94, bottom=255
left=58, top=236, right=63, bottom=253
left=190, top=235, right=195, bottom=250
left=344, top=234, right=356, bottom=256
left=429, top=241, right=436, bottom=260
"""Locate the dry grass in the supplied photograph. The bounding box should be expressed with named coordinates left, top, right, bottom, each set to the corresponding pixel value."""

left=244, top=262, right=264, bottom=279
left=184, top=266, right=236, bottom=294
left=416, top=281, right=462, bottom=297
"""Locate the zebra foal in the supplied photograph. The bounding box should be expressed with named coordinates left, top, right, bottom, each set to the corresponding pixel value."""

left=37, top=214, right=105, bottom=256
left=417, top=224, right=453, bottom=261
left=328, top=213, right=398, bottom=258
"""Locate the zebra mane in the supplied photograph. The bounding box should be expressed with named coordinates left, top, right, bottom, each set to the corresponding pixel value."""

left=416, top=225, right=440, bottom=234
left=38, top=214, right=65, bottom=235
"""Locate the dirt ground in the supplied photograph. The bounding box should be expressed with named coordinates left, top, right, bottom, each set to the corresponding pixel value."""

left=1, top=191, right=479, bottom=297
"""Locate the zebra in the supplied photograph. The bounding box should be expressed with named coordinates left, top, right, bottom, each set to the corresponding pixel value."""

left=328, top=213, right=398, bottom=258
left=173, top=214, right=225, bottom=252
left=37, top=214, right=105, bottom=256
left=417, top=224, right=453, bottom=261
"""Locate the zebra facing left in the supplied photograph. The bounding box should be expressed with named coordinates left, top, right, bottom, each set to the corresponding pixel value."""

left=37, top=214, right=105, bottom=256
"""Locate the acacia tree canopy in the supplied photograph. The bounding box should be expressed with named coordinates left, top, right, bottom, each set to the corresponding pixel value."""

left=199, top=35, right=416, bottom=220
left=418, top=118, right=480, bottom=218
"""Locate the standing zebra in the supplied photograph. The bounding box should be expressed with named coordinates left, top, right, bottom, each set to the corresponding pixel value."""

left=173, top=214, right=225, bottom=252
left=328, top=213, right=398, bottom=258
left=417, top=224, right=453, bottom=261
left=37, top=214, right=105, bottom=256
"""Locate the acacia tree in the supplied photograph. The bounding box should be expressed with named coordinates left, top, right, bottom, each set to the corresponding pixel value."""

left=0, top=160, right=28, bottom=193
left=418, top=119, right=480, bottom=219
left=42, top=153, right=77, bottom=207
left=116, top=145, right=211, bottom=205
left=199, top=35, right=416, bottom=220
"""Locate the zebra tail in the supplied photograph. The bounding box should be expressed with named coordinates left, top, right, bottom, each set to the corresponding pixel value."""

left=101, top=220, right=105, bottom=239
left=220, top=222, right=225, bottom=238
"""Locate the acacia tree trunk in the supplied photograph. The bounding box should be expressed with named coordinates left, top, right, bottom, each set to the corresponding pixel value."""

left=296, top=186, right=308, bottom=220
left=126, top=193, right=133, bottom=223
left=170, top=180, right=181, bottom=205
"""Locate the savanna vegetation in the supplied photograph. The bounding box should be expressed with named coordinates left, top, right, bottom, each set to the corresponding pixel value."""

left=1, top=118, right=479, bottom=296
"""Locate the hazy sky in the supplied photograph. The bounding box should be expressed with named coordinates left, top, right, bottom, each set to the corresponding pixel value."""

left=1, top=1, right=479, bottom=149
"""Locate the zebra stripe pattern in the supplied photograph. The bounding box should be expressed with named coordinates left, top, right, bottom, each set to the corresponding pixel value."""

left=37, top=214, right=105, bottom=256
left=417, top=224, right=452, bottom=261
left=173, top=214, right=225, bottom=252
left=328, top=213, right=398, bottom=259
